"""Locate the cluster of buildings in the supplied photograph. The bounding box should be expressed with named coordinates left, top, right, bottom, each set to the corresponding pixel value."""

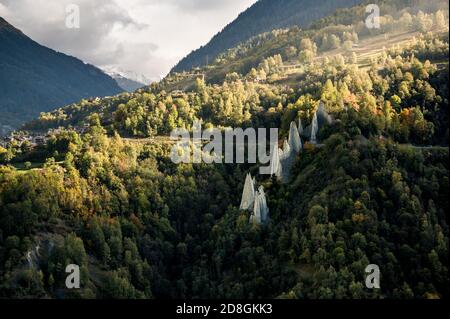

left=0, top=124, right=90, bottom=150
left=0, top=133, right=47, bottom=149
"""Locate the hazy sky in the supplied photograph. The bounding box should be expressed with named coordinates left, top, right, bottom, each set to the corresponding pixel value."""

left=0, top=0, right=257, bottom=81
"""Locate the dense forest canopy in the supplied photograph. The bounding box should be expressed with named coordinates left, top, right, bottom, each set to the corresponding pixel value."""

left=0, top=0, right=448, bottom=299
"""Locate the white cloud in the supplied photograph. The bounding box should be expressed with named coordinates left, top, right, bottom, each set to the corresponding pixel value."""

left=0, top=0, right=257, bottom=80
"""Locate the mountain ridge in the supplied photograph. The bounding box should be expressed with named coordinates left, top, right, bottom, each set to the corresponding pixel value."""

left=102, top=67, right=150, bottom=92
left=172, top=0, right=365, bottom=73
left=0, top=16, right=123, bottom=133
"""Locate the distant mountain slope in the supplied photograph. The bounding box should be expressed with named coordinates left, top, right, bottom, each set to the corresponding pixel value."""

left=0, top=17, right=123, bottom=132
left=108, top=73, right=145, bottom=93
left=172, top=0, right=365, bottom=72
left=102, top=68, right=149, bottom=93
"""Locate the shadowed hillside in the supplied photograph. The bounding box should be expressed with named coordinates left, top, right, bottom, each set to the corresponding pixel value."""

left=172, top=0, right=364, bottom=73
left=0, top=17, right=123, bottom=132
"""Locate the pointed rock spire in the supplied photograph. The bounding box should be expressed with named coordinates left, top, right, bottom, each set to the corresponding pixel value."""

left=270, top=142, right=282, bottom=178
left=280, top=139, right=294, bottom=183
left=311, top=111, right=318, bottom=144
left=298, top=118, right=304, bottom=135
left=288, top=121, right=302, bottom=153
left=240, top=173, right=255, bottom=211
left=282, top=139, right=291, bottom=159
left=240, top=174, right=270, bottom=225
left=250, top=193, right=262, bottom=224
left=277, top=146, right=284, bottom=176
left=258, top=186, right=269, bottom=223
left=250, top=186, right=269, bottom=225
left=317, top=101, right=333, bottom=125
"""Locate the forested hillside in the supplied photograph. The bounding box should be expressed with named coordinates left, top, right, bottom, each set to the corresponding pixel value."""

left=172, top=0, right=365, bottom=72
left=0, top=17, right=123, bottom=133
left=0, top=0, right=448, bottom=299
